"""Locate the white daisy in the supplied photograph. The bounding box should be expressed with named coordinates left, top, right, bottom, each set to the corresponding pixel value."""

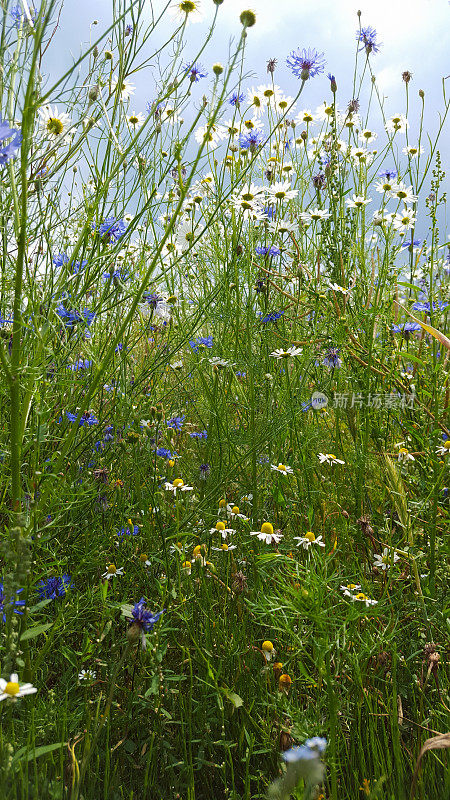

left=212, top=543, right=236, bottom=552
left=250, top=522, right=283, bottom=544
left=102, top=564, right=124, bottom=580
left=317, top=453, right=345, bottom=465
left=78, top=669, right=96, bottom=682
left=359, top=129, right=378, bottom=144
left=390, top=182, right=417, bottom=204
left=270, top=347, right=302, bottom=359
left=226, top=504, right=248, bottom=521
left=340, top=583, right=362, bottom=594
left=270, top=463, right=294, bottom=475
left=373, top=548, right=400, bottom=572
left=246, top=87, right=266, bottom=118
left=295, top=109, right=316, bottom=125
left=164, top=479, right=194, bottom=494
left=38, top=105, right=72, bottom=142
left=346, top=195, right=372, bottom=209
left=268, top=181, right=298, bottom=202
left=351, top=592, right=378, bottom=607
left=403, top=145, right=424, bottom=158
left=127, top=112, right=146, bottom=129
left=0, top=674, right=37, bottom=702
left=111, top=75, right=136, bottom=101
left=393, top=209, right=416, bottom=233
left=436, top=440, right=450, bottom=456
left=395, top=442, right=415, bottom=463
left=194, top=123, right=224, bottom=146
left=294, top=531, right=325, bottom=550
left=299, top=208, right=330, bottom=224
left=385, top=113, right=408, bottom=135
left=209, top=521, right=235, bottom=539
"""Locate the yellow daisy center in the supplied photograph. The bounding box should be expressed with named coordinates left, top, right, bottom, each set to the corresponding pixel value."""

left=180, top=0, right=196, bottom=11
left=305, top=531, right=315, bottom=542
left=277, top=464, right=286, bottom=472
left=107, top=564, right=117, bottom=574
left=4, top=682, right=20, bottom=696
left=140, top=553, right=148, bottom=562
left=221, top=543, right=229, bottom=551
left=443, top=440, right=450, bottom=449
left=231, top=506, right=239, bottom=515
left=173, top=478, right=184, bottom=488
left=355, top=592, right=368, bottom=601
left=262, top=640, right=273, bottom=652
left=215, top=521, right=225, bottom=531
left=218, top=499, right=227, bottom=508
left=47, top=118, right=64, bottom=135
left=260, top=522, right=274, bottom=535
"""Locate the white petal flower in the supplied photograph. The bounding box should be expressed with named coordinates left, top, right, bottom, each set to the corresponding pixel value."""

left=373, top=548, right=400, bottom=572
left=270, top=347, right=302, bottom=359
left=293, top=532, right=325, bottom=550
left=0, top=674, right=37, bottom=702
left=111, top=76, right=136, bottom=101
left=317, top=453, right=345, bottom=465
left=270, top=463, right=294, bottom=475
left=102, top=564, right=124, bottom=580
left=38, top=105, right=73, bottom=142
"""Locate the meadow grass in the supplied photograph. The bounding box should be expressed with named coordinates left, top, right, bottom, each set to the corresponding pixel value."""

left=0, top=2, right=449, bottom=799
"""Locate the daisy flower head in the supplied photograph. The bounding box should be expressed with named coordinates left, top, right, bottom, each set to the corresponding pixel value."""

left=351, top=592, right=378, bottom=607
left=262, top=640, right=276, bottom=661
left=373, top=548, right=400, bottom=572
left=78, top=669, right=96, bottom=682
left=0, top=674, right=37, bottom=702
left=38, top=105, right=72, bottom=142
left=346, top=194, right=372, bottom=209
left=127, top=112, right=146, bottom=129
left=403, top=144, right=424, bottom=158
left=212, top=542, right=236, bottom=552
left=210, top=521, right=235, bottom=539
left=391, top=182, right=417, bottom=204
left=268, top=181, right=298, bottom=202
left=395, top=442, right=415, bottom=462
left=164, top=478, right=194, bottom=494
left=294, top=531, right=325, bottom=550
left=436, top=439, right=450, bottom=456
left=170, top=0, right=203, bottom=24
left=299, top=208, right=331, bottom=224
left=270, top=462, right=294, bottom=475
left=296, top=108, right=316, bottom=125
left=340, top=583, right=362, bottom=594
left=226, top=504, right=249, bottom=521
left=102, top=564, right=124, bottom=580
left=286, top=48, right=326, bottom=81
left=317, top=453, right=345, bottom=465
left=386, top=113, right=408, bottom=135
left=270, top=346, right=302, bottom=359
left=393, top=209, right=416, bottom=233
left=246, top=87, right=266, bottom=117
left=111, top=76, right=136, bottom=101
left=250, top=522, right=283, bottom=544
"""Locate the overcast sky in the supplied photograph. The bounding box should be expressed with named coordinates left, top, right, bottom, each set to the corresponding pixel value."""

left=44, top=0, right=449, bottom=196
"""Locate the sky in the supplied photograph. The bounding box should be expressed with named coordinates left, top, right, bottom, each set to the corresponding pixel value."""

left=42, top=0, right=449, bottom=203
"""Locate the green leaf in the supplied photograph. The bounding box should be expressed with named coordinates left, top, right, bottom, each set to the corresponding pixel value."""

left=20, top=623, right=53, bottom=642
left=223, top=688, right=243, bottom=708
left=11, top=742, right=66, bottom=766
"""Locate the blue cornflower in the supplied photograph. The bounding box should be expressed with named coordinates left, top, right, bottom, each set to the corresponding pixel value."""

left=189, top=430, right=207, bottom=439
left=263, top=205, right=276, bottom=220
left=412, top=299, right=448, bottom=313
left=379, top=169, right=397, bottom=181
left=239, top=130, right=264, bottom=151
left=117, top=524, right=139, bottom=540
left=142, top=291, right=165, bottom=310
left=95, top=217, right=127, bottom=243
left=67, top=359, right=92, bottom=371
left=392, top=322, right=421, bottom=334
left=0, top=118, right=22, bottom=167
left=199, top=463, right=210, bottom=479
left=53, top=253, right=86, bottom=274
left=260, top=310, right=285, bottom=325
left=189, top=336, right=213, bottom=353
left=356, top=26, right=381, bottom=55
left=37, top=575, right=73, bottom=600
left=323, top=347, right=342, bottom=369
left=184, top=61, right=208, bottom=82
left=156, top=447, right=174, bottom=459
left=66, top=411, right=99, bottom=426
left=229, top=92, right=244, bottom=106
left=10, top=4, right=38, bottom=27
left=286, top=47, right=326, bottom=80
left=128, top=598, right=164, bottom=649
left=401, top=239, right=421, bottom=249
left=166, top=415, right=185, bottom=431
left=0, top=581, right=25, bottom=622
left=255, top=246, right=281, bottom=257
left=104, top=425, right=114, bottom=442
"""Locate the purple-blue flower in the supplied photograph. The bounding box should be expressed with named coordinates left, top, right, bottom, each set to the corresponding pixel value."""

left=0, top=581, right=25, bottom=622
left=189, top=430, right=207, bottom=439
left=260, top=310, right=284, bottom=325
left=0, top=118, right=22, bottom=167
left=95, top=217, right=127, bottom=243
left=166, top=415, right=185, bottom=431
left=229, top=92, right=244, bottom=106
left=128, top=598, right=164, bottom=649
left=356, top=26, right=381, bottom=55
left=239, top=131, right=264, bottom=151
left=323, top=347, right=342, bottom=369
left=184, top=62, right=208, bottom=82
left=255, top=246, right=281, bottom=257
left=286, top=48, right=326, bottom=80
left=37, top=575, right=73, bottom=601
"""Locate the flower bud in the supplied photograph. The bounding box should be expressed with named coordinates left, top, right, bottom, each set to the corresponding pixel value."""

left=104, top=50, right=113, bottom=60
left=212, top=63, right=223, bottom=75
left=240, top=10, right=256, bottom=27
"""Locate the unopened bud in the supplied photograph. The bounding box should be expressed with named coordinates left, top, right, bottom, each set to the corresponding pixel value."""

left=212, top=63, right=223, bottom=76
left=240, top=10, right=256, bottom=27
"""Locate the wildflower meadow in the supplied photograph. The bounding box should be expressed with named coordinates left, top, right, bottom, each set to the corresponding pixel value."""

left=0, top=1, right=449, bottom=798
